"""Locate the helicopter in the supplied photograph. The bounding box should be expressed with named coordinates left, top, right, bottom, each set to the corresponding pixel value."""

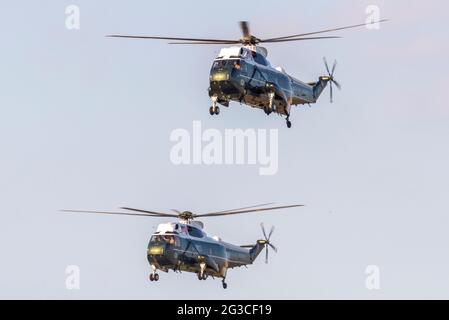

left=63, top=203, right=303, bottom=289
left=107, top=20, right=387, bottom=128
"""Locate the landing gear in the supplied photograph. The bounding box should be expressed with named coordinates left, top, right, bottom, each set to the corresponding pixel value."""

left=149, top=264, right=159, bottom=282
left=197, top=273, right=208, bottom=280
left=267, top=92, right=275, bottom=115
left=286, top=114, right=292, bottom=128
left=209, top=95, right=220, bottom=116
left=198, top=262, right=207, bottom=280
left=209, top=105, right=220, bottom=115
left=220, top=268, right=228, bottom=289
left=263, top=92, right=275, bottom=115
left=263, top=105, right=271, bottom=115
left=149, top=273, right=159, bottom=281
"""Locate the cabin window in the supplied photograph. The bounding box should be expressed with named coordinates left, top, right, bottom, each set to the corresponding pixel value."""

left=254, top=69, right=266, bottom=82
left=163, top=235, right=174, bottom=244
left=253, top=52, right=268, bottom=66
left=278, top=75, right=290, bottom=89
left=240, top=48, right=246, bottom=58
left=187, top=226, right=204, bottom=238
left=150, top=235, right=165, bottom=245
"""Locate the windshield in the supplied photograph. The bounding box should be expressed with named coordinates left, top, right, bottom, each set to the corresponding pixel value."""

left=187, top=226, right=204, bottom=238
left=253, top=52, right=269, bottom=66
left=212, top=59, right=240, bottom=70
left=150, top=235, right=179, bottom=245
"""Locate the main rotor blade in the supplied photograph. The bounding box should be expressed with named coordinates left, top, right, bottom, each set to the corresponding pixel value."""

left=168, top=41, right=240, bottom=45
left=201, top=203, right=275, bottom=216
left=261, top=36, right=340, bottom=43
left=196, top=204, right=304, bottom=218
left=120, top=207, right=178, bottom=217
left=261, top=19, right=388, bottom=42
left=240, top=21, right=250, bottom=38
left=269, top=243, right=278, bottom=253
left=106, top=35, right=238, bottom=43
left=61, top=209, right=171, bottom=218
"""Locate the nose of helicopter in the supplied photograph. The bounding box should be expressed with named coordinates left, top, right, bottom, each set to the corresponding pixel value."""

left=209, top=68, right=242, bottom=101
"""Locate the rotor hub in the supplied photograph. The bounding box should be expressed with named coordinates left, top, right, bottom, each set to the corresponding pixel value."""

left=179, top=211, right=194, bottom=220
left=241, top=35, right=260, bottom=46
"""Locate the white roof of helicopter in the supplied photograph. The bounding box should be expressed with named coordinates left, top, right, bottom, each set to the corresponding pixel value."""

left=154, top=221, right=227, bottom=244
left=216, top=46, right=241, bottom=59
left=155, top=221, right=204, bottom=234
left=216, top=46, right=268, bottom=60
left=215, top=46, right=289, bottom=72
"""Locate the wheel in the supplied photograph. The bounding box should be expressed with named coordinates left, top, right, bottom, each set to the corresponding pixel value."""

left=222, top=282, right=227, bottom=289
left=286, top=120, right=292, bottom=128
left=154, top=273, right=159, bottom=281
left=202, top=273, right=208, bottom=280
left=215, top=106, right=220, bottom=115
left=197, top=273, right=202, bottom=280
left=149, top=274, right=154, bottom=281
left=209, top=106, right=214, bottom=115
left=264, top=106, right=271, bottom=115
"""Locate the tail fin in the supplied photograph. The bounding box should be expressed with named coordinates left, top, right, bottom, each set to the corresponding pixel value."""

left=249, top=223, right=277, bottom=264
left=313, top=77, right=330, bottom=100
left=248, top=240, right=267, bottom=262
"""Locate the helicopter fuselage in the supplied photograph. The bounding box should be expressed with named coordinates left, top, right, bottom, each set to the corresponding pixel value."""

left=147, top=222, right=266, bottom=279
left=208, top=46, right=329, bottom=117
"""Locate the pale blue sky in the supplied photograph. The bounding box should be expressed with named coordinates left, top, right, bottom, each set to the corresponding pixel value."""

left=0, top=0, right=448, bottom=299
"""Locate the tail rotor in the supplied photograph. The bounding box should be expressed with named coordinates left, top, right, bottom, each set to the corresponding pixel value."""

left=323, top=57, right=342, bottom=103
left=260, top=223, right=277, bottom=264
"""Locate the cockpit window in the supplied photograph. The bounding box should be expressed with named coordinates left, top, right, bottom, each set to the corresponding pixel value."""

left=212, top=59, right=241, bottom=70
left=150, top=235, right=179, bottom=246
left=187, top=226, right=204, bottom=238
left=253, top=52, right=269, bottom=66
